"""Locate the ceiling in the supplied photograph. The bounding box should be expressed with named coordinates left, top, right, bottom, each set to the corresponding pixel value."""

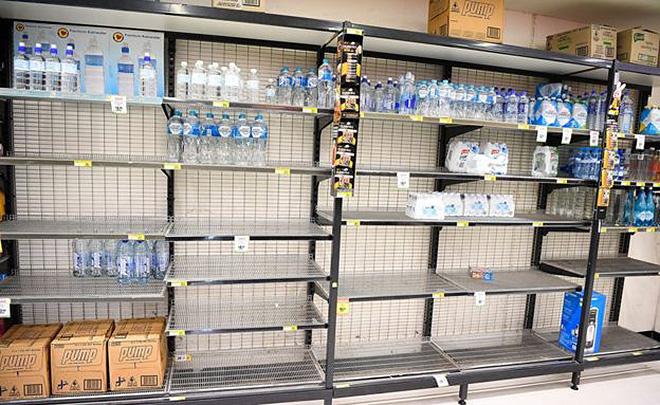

left=505, top=0, right=660, bottom=32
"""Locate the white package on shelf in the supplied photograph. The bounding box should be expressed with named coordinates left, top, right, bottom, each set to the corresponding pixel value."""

left=463, top=194, right=489, bottom=217
left=442, top=192, right=464, bottom=217
left=488, top=194, right=515, bottom=217
left=405, top=192, right=445, bottom=220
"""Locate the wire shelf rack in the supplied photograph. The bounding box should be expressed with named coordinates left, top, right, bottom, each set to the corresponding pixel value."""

left=442, top=268, right=579, bottom=295
left=541, top=257, right=660, bottom=278
left=168, top=347, right=324, bottom=393
left=537, top=324, right=660, bottom=356
left=166, top=254, right=328, bottom=285
left=0, top=87, right=163, bottom=106
left=0, top=216, right=169, bottom=239
left=165, top=219, right=331, bottom=241
left=0, top=273, right=167, bottom=302
left=166, top=297, right=327, bottom=335
left=163, top=97, right=334, bottom=116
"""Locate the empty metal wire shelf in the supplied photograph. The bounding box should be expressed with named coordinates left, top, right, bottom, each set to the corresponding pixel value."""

left=540, top=257, right=660, bottom=278
left=0, top=216, right=169, bottom=239
left=165, top=219, right=331, bottom=241
left=442, top=268, right=579, bottom=295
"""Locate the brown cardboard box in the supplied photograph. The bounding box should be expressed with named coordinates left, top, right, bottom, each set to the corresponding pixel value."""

left=546, top=24, right=617, bottom=59
left=213, top=0, right=265, bottom=12
left=0, top=324, right=61, bottom=400
left=617, top=28, right=659, bottom=67
left=50, top=320, right=114, bottom=395
left=428, top=0, right=504, bottom=44
left=108, top=318, right=167, bottom=391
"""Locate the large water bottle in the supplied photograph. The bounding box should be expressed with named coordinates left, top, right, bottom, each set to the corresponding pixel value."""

left=88, top=239, right=104, bottom=277
left=304, top=68, right=318, bottom=107
left=317, top=58, right=333, bottom=109
left=175, top=61, right=190, bottom=99
left=452, top=84, right=466, bottom=118
left=167, top=110, right=183, bottom=162
left=190, top=60, right=207, bottom=100
left=28, top=43, right=45, bottom=91
left=504, top=89, right=518, bottom=123
left=217, top=112, right=234, bottom=164
left=44, top=45, right=61, bottom=92
left=152, top=240, right=169, bottom=280
left=13, top=42, right=30, bottom=90
left=60, top=45, right=79, bottom=94
left=264, top=78, right=276, bottom=104
left=645, top=191, right=655, bottom=227
left=382, top=78, right=396, bottom=113
left=84, top=38, right=105, bottom=95
left=373, top=81, right=385, bottom=113
left=618, top=91, right=633, bottom=134
left=415, top=80, right=430, bottom=116
left=291, top=67, right=305, bottom=106
left=400, top=72, right=416, bottom=114
left=104, top=240, right=118, bottom=277
left=233, top=112, right=251, bottom=164
left=276, top=66, right=292, bottom=105
left=225, top=62, right=242, bottom=102
left=181, top=110, right=201, bottom=163
left=245, top=68, right=260, bottom=103
left=587, top=90, right=598, bottom=130
left=517, top=91, right=529, bottom=124
left=597, top=91, right=608, bottom=131
left=117, top=45, right=134, bottom=96
left=360, top=76, right=371, bottom=112
left=139, top=52, right=157, bottom=97
left=251, top=113, right=269, bottom=165
left=200, top=112, right=218, bottom=163
left=72, top=239, right=89, bottom=277
left=116, top=240, right=134, bottom=284
left=206, top=62, right=222, bottom=100
left=133, top=240, right=151, bottom=284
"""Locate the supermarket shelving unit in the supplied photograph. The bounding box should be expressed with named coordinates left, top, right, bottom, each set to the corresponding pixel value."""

left=0, top=1, right=659, bottom=404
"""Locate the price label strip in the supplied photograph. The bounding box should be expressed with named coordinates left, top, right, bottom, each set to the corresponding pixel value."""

left=635, top=134, right=645, bottom=150
left=128, top=233, right=145, bottom=241
left=110, top=95, right=127, bottom=114
left=561, top=128, right=573, bottom=144
left=433, top=374, right=449, bottom=387
left=275, top=167, right=291, bottom=176
left=474, top=291, right=486, bottom=306
left=212, top=100, right=230, bottom=108
left=283, top=325, right=298, bottom=332
left=163, top=163, right=182, bottom=170
left=74, top=159, right=93, bottom=168
left=337, top=299, right=351, bottom=316
left=589, top=130, right=600, bottom=147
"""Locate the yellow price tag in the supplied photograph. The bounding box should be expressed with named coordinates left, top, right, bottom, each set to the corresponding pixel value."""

left=647, top=227, right=657, bottom=233
left=484, top=175, right=496, bottom=182
left=275, top=167, right=291, bottom=176
left=170, top=396, right=187, bottom=402
left=302, top=107, right=318, bottom=114
left=283, top=325, right=298, bottom=332
left=337, top=300, right=350, bottom=316
left=636, top=182, right=646, bottom=187
left=212, top=100, right=230, bottom=108
left=432, top=292, right=445, bottom=299
left=409, top=115, right=423, bottom=122
left=556, top=179, right=568, bottom=184
left=168, top=330, right=186, bottom=337
left=532, top=222, right=544, bottom=227
left=128, top=233, right=146, bottom=241
left=654, top=183, right=660, bottom=188
left=336, top=383, right=351, bottom=389
left=359, top=112, right=365, bottom=118
left=595, top=273, right=600, bottom=280
left=601, top=227, right=608, bottom=233
left=337, top=191, right=353, bottom=198
left=174, top=353, right=193, bottom=362
left=617, top=132, right=625, bottom=138
left=456, top=221, right=469, bottom=227
left=621, top=181, right=632, bottom=186
left=163, top=163, right=182, bottom=170
left=74, top=159, right=92, bottom=167
left=169, top=280, right=188, bottom=287
left=632, top=351, right=643, bottom=356
left=439, top=117, right=453, bottom=124
left=517, top=123, right=530, bottom=130
left=585, top=356, right=599, bottom=362
left=346, top=28, right=364, bottom=35
left=628, top=227, right=639, bottom=233
left=347, top=219, right=360, bottom=227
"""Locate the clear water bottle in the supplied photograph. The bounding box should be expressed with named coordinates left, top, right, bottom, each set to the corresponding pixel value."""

left=251, top=113, right=269, bottom=165
left=167, top=110, right=183, bottom=162
left=372, top=81, right=384, bottom=113
left=427, top=80, right=440, bottom=117
left=190, top=60, right=207, bottom=100
left=597, top=92, right=608, bottom=131
left=291, top=67, right=306, bottom=107
left=619, top=91, right=633, bottom=134
left=84, top=37, right=105, bottom=95
left=200, top=112, right=218, bottom=163
left=382, top=78, right=396, bottom=113
left=264, top=78, right=276, bottom=104
left=464, top=85, right=476, bottom=118
left=504, top=89, right=518, bottom=123
left=60, top=44, right=79, bottom=94
left=392, top=80, right=401, bottom=113
left=181, top=110, right=201, bottom=163
left=104, top=240, right=118, bottom=277
left=217, top=112, right=234, bottom=164
left=21, top=34, right=32, bottom=55
left=88, top=239, right=104, bottom=277
left=116, top=240, right=134, bottom=284
left=225, top=62, right=242, bottom=102
left=44, top=44, right=61, bottom=92
left=117, top=45, right=134, bottom=96
left=437, top=80, right=452, bottom=117
left=587, top=90, right=598, bottom=130
left=28, top=43, right=45, bottom=91
left=139, top=52, right=157, bottom=97
left=152, top=240, right=169, bottom=280
left=176, top=61, right=190, bottom=99
left=517, top=91, right=529, bottom=124
left=206, top=62, right=222, bottom=100
left=360, top=76, right=371, bottom=112
left=276, top=66, right=292, bottom=105
left=245, top=68, right=260, bottom=103
left=233, top=112, right=251, bottom=164
left=400, top=72, right=416, bottom=114
left=317, top=58, right=333, bottom=109
left=304, top=68, right=318, bottom=107
left=415, top=80, right=430, bottom=116
left=72, top=239, right=89, bottom=277
left=14, top=42, right=30, bottom=90
left=474, top=86, right=487, bottom=120
left=452, top=84, right=466, bottom=118
left=133, top=240, right=151, bottom=284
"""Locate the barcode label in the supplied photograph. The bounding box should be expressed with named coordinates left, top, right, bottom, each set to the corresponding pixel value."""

left=141, top=375, right=160, bottom=387
left=24, top=384, right=43, bottom=396
left=242, top=0, right=260, bottom=5
left=576, top=46, right=589, bottom=57
left=84, top=379, right=103, bottom=391
left=487, top=26, right=501, bottom=40
left=605, top=47, right=614, bottom=58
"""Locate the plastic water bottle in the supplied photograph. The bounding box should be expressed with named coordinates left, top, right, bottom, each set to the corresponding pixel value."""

left=167, top=110, right=183, bottom=162
left=190, top=60, right=207, bottom=100
left=104, top=240, right=118, bottom=277
left=44, top=45, right=61, bottom=92
left=504, top=89, right=518, bottom=123
left=84, top=38, right=105, bottom=95
left=291, top=67, right=305, bottom=107
left=28, top=43, right=45, bottom=91
left=225, top=63, right=241, bottom=102
left=14, top=42, right=30, bottom=90
left=176, top=61, right=190, bottom=99
left=264, top=78, right=276, bottom=104
left=400, top=72, right=416, bottom=114
left=72, top=239, right=88, bottom=277
left=517, top=91, right=529, bottom=124
left=133, top=240, right=151, bottom=284
left=206, top=62, right=222, bottom=100
left=60, top=44, right=79, bottom=94
left=251, top=113, right=269, bottom=165
left=115, top=241, right=134, bottom=282
left=217, top=113, right=234, bottom=164
left=305, top=68, right=318, bottom=107
left=587, top=90, right=598, bottom=130
left=437, top=80, right=452, bottom=117
left=415, top=80, right=430, bottom=116
left=646, top=191, right=655, bottom=227
left=373, top=81, right=385, bottom=113
left=382, top=78, right=395, bottom=113
left=245, top=68, right=260, bottom=103
left=493, top=88, right=505, bottom=122
left=452, top=84, right=466, bottom=118
left=233, top=112, right=251, bottom=164
left=181, top=110, right=201, bottom=163
left=634, top=191, right=646, bottom=227
left=360, top=76, right=371, bottom=112
left=116, top=45, right=134, bottom=96
left=618, top=91, right=633, bottom=134
left=597, top=92, right=608, bottom=131
left=152, top=240, right=169, bottom=280
left=464, top=85, right=476, bottom=118
left=486, top=86, right=497, bottom=121
left=139, top=52, right=157, bottom=97
left=427, top=80, right=440, bottom=117
left=317, top=58, right=333, bottom=109
left=276, top=67, right=292, bottom=105
left=88, top=239, right=104, bottom=277
left=200, top=112, right=218, bottom=163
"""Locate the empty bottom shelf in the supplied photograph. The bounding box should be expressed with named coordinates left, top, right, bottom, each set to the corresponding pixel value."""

left=537, top=325, right=660, bottom=357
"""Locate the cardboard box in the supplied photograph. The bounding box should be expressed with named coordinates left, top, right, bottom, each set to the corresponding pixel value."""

left=0, top=323, right=61, bottom=400
left=546, top=24, right=617, bottom=59
left=50, top=320, right=114, bottom=395
left=559, top=291, right=606, bottom=354
left=617, top=28, right=659, bottom=67
left=213, top=0, right=265, bottom=12
left=428, top=0, right=504, bottom=44
left=108, top=318, right=167, bottom=391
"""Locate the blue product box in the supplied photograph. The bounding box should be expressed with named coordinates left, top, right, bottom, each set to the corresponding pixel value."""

left=559, top=290, right=606, bottom=354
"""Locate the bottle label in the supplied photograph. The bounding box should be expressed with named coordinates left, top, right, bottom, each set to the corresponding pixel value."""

left=246, top=79, right=259, bottom=90
left=29, top=60, right=45, bottom=71
left=14, top=58, right=29, bottom=71
left=306, top=78, right=318, bottom=88
left=418, top=88, right=428, bottom=98
left=140, top=68, right=155, bottom=80
left=118, top=63, right=134, bottom=74
left=191, top=72, right=206, bottom=85
left=177, top=72, right=190, bottom=84
left=251, top=127, right=264, bottom=139
left=46, top=61, right=60, bottom=73
left=239, top=126, right=251, bottom=138
left=278, top=76, right=289, bottom=87
left=84, top=54, right=104, bottom=67
left=206, top=125, right=219, bottom=137
left=266, top=88, right=276, bottom=98
left=208, top=74, right=222, bottom=87
left=168, top=122, right=183, bottom=135
left=219, top=126, right=232, bottom=138
left=61, top=61, right=78, bottom=74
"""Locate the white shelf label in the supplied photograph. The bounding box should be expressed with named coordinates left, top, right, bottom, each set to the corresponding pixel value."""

left=635, top=134, right=645, bottom=150
left=536, top=126, right=548, bottom=143
left=561, top=128, right=573, bottom=144
left=589, top=130, right=600, bottom=147
left=110, top=95, right=127, bottom=114
left=0, top=298, right=11, bottom=318
left=475, top=291, right=486, bottom=306
left=233, top=235, right=249, bottom=252
left=397, top=172, right=410, bottom=189
left=433, top=373, right=449, bottom=387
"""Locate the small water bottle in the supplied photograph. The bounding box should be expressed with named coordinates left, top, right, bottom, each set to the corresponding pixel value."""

left=618, top=91, right=634, bottom=134
left=504, top=89, right=518, bottom=123
left=264, top=78, right=276, bottom=104
left=133, top=240, right=151, bottom=284
left=139, top=52, right=157, bottom=97
left=382, top=78, right=396, bottom=113
left=152, top=240, right=169, bottom=280
left=452, top=84, right=466, bottom=118
left=117, top=45, right=135, bottom=96
left=181, top=110, right=201, bottom=163
left=245, top=68, right=260, bottom=103
left=116, top=240, right=134, bottom=284
left=13, top=41, right=30, bottom=90
left=104, top=240, right=118, bottom=277
left=415, top=80, right=430, bottom=116
left=190, top=60, right=207, bottom=100
left=200, top=112, right=218, bottom=163
left=60, top=44, right=79, bottom=94
left=216, top=112, right=234, bottom=164
left=88, top=239, right=104, bottom=277
left=72, top=239, right=89, bottom=277
left=317, top=58, right=333, bottom=109
left=44, top=44, right=61, bottom=92
left=225, top=62, right=241, bottom=102
left=206, top=62, right=222, bottom=100
left=28, top=42, right=46, bottom=91
left=233, top=112, right=251, bottom=164
left=517, top=91, right=529, bottom=124
left=176, top=61, right=190, bottom=99
left=276, top=66, right=292, bottom=105
left=304, top=68, right=318, bottom=107
left=251, top=113, right=269, bottom=165
left=291, top=67, right=306, bottom=106
left=167, top=110, right=183, bottom=162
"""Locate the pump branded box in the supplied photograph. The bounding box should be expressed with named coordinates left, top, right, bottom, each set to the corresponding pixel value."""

left=428, top=0, right=504, bottom=44
left=617, top=28, right=659, bottom=67
left=108, top=317, right=167, bottom=391
left=50, top=319, right=114, bottom=394
left=559, top=290, right=606, bottom=354
left=0, top=324, right=61, bottom=400
left=546, top=24, right=617, bottom=59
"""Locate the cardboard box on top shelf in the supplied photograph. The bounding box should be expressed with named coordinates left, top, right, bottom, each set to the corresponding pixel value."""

left=213, top=0, right=265, bottom=12
left=428, top=0, right=504, bottom=44
left=50, top=319, right=114, bottom=395
left=0, top=323, right=62, bottom=400
left=546, top=24, right=617, bottom=59
left=617, top=27, right=659, bottom=67
left=108, top=317, right=167, bottom=391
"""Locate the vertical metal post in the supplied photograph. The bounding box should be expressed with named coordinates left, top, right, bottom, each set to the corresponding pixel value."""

left=525, top=183, right=549, bottom=328
left=324, top=197, right=343, bottom=392
left=164, top=30, right=176, bottom=354
left=458, top=384, right=469, bottom=405
left=609, top=232, right=630, bottom=323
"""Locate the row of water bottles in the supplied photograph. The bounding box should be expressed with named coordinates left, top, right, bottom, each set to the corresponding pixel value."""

left=274, top=59, right=335, bottom=109
left=167, top=110, right=268, bottom=165
left=176, top=60, right=256, bottom=102
left=72, top=239, right=169, bottom=283
left=563, top=147, right=602, bottom=181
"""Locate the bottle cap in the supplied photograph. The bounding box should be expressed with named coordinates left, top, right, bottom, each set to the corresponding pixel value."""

left=189, top=109, right=198, bottom=116
left=144, top=52, right=151, bottom=62
left=121, top=46, right=129, bottom=54
left=322, top=58, right=329, bottom=64
left=206, top=112, right=214, bottom=118
left=250, top=68, right=257, bottom=74
left=181, top=61, right=188, bottom=67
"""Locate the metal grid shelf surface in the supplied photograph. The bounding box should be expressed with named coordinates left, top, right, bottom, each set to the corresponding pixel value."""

left=314, top=338, right=457, bottom=382
left=0, top=216, right=169, bottom=239
left=615, top=133, right=660, bottom=146
left=538, top=325, right=660, bottom=357
left=164, top=97, right=334, bottom=116
left=166, top=254, right=328, bottom=285
left=0, top=273, right=166, bottom=302
left=0, top=87, right=162, bottom=106
left=165, top=219, right=331, bottom=241
left=166, top=298, right=326, bottom=334
left=541, top=257, right=660, bottom=278
left=442, top=268, right=579, bottom=295
left=168, top=347, right=324, bottom=393
left=433, top=330, right=572, bottom=370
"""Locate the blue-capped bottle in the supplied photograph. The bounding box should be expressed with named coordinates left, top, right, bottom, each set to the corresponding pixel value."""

left=623, top=190, right=634, bottom=225
left=116, top=239, right=134, bottom=284
left=45, top=44, right=61, bottom=92
left=217, top=112, right=234, bottom=164
left=28, top=42, right=45, bottom=91
left=304, top=68, right=318, bottom=107
left=400, top=72, right=416, bottom=114
left=415, top=80, right=430, bottom=116
left=251, top=113, right=269, bottom=165
left=104, top=240, right=118, bottom=277
left=181, top=110, right=201, bottom=163
left=133, top=240, right=151, bottom=284
left=166, top=110, right=183, bottom=162
left=517, top=91, right=529, bottom=124
left=72, top=239, right=89, bottom=277
left=200, top=112, right=218, bottom=163
left=117, top=45, right=135, bottom=96
left=383, top=77, right=396, bottom=113
left=634, top=190, right=647, bottom=227
left=291, top=67, right=306, bottom=107
left=618, top=91, right=634, bottom=134
left=88, top=239, right=104, bottom=277
left=276, top=66, right=292, bottom=105
left=233, top=112, right=251, bottom=164
left=14, top=42, right=30, bottom=90
left=152, top=240, right=169, bottom=280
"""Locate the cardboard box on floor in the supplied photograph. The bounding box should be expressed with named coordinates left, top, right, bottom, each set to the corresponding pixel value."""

left=108, top=317, right=167, bottom=391
left=0, top=324, right=61, bottom=400
left=50, top=319, right=114, bottom=395
left=617, top=27, right=659, bottom=67
left=428, top=0, right=504, bottom=44
left=546, top=24, right=617, bottom=59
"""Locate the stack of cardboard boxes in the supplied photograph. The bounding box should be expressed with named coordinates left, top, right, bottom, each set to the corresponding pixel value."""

left=0, top=317, right=166, bottom=401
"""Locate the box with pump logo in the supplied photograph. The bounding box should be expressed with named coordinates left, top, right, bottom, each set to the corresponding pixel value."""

left=50, top=319, right=114, bottom=394
left=108, top=317, right=167, bottom=391
left=0, top=324, right=61, bottom=400
left=559, top=290, right=606, bottom=354
left=428, top=0, right=504, bottom=43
